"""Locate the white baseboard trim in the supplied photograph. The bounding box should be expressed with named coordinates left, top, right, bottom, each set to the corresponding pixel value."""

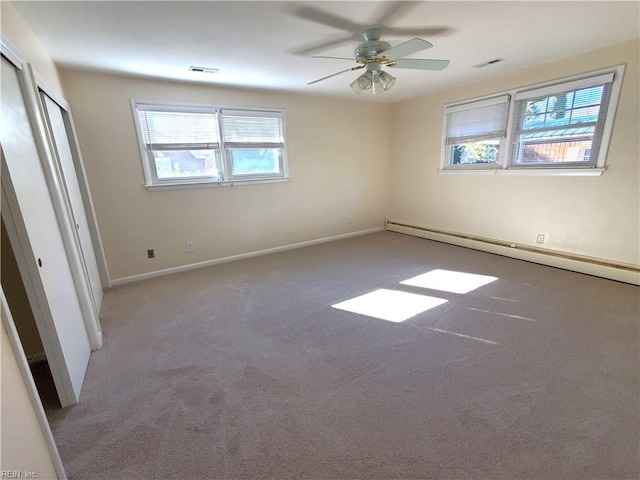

left=112, top=227, right=386, bottom=286
left=386, top=221, right=640, bottom=286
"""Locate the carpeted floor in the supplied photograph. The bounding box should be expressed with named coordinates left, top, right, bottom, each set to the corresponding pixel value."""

left=46, top=232, right=639, bottom=479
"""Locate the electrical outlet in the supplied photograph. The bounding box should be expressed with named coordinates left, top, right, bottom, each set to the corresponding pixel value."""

left=186, top=241, right=195, bottom=253
left=147, top=249, right=155, bottom=259
left=348, top=216, right=354, bottom=224
left=536, top=234, right=545, bottom=244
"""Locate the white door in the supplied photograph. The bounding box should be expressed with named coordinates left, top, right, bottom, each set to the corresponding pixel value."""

left=40, top=92, right=104, bottom=314
left=1, top=54, right=91, bottom=407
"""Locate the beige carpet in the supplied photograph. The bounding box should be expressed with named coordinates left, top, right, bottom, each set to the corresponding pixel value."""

left=46, top=232, right=639, bottom=479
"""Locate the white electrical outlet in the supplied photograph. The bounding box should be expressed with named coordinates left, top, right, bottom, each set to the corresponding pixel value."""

left=186, top=241, right=195, bottom=253
left=536, top=234, right=545, bottom=244
left=348, top=216, right=353, bottom=224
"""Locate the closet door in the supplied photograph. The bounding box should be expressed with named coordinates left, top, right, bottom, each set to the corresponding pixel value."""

left=40, top=92, right=104, bottom=314
left=1, top=54, right=90, bottom=407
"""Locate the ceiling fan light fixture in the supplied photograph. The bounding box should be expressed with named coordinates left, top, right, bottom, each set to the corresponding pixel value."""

left=379, top=71, right=396, bottom=91
left=366, top=70, right=396, bottom=95
left=372, top=78, right=385, bottom=95
left=350, top=78, right=363, bottom=94
left=357, top=70, right=373, bottom=90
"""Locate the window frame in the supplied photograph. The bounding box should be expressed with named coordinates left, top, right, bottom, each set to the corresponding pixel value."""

left=131, top=99, right=289, bottom=190
left=219, top=108, right=287, bottom=182
left=442, top=94, right=510, bottom=170
left=439, top=65, right=625, bottom=176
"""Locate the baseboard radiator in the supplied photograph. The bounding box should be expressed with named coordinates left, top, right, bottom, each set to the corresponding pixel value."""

left=385, top=221, right=640, bottom=286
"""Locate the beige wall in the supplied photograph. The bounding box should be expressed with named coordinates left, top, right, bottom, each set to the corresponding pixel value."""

left=1, top=1, right=64, bottom=94
left=1, top=296, right=60, bottom=478
left=59, top=69, right=390, bottom=280
left=389, top=38, right=640, bottom=266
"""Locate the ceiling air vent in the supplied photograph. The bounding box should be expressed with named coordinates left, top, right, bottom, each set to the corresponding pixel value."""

left=189, top=66, right=220, bottom=74
left=472, top=58, right=505, bottom=69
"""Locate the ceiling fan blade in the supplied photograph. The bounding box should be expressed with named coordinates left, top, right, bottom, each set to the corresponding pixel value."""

left=311, top=55, right=355, bottom=61
left=391, top=58, right=450, bottom=71
left=372, top=1, right=417, bottom=26
left=307, top=65, right=364, bottom=85
left=383, top=38, right=432, bottom=61
left=292, top=35, right=355, bottom=56
left=385, top=26, right=452, bottom=37
left=293, top=5, right=362, bottom=33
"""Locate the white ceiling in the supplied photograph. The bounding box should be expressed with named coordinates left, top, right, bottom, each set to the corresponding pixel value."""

left=11, top=1, right=640, bottom=103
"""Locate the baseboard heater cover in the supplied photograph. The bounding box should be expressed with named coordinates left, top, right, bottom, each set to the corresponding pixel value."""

left=385, top=221, right=640, bottom=286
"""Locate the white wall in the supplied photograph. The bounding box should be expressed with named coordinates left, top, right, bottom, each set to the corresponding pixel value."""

left=389, top=38, right=640, bottom=266
left=59, top=69, right=390, bottom=281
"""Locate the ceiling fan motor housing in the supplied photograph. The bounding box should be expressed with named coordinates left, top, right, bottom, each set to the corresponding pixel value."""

left=355, top=40, right=392, bottom=61
left=355, top=28, right=391, bottom=61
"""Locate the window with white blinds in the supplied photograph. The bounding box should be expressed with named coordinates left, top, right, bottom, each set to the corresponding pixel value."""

left=510, top=73, right=614, bottom=167
left=440, top=66, right=624, bottom=175
left=220, top=110, right=286, bottom=179
left=444, top=96, right=510, bottom=166
left=132, top=100, right=288, bottom=188
left=445, top=96, right=510, bottom=145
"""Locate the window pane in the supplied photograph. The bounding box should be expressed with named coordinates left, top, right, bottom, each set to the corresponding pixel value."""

left=513, top=83, right=606, bottom=166
left=517, top=138, right=593, bottom=164
left=230, top=149, right=280, bottom=175
left=573, top=85, right=604, bottom=107
left=451, top=140, right=500, bottom=165
left=153, top=149, right=219, bottom=179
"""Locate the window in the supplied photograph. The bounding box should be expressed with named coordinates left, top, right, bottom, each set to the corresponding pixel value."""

left=132, top=100, right=288, bottom=189
left=444, top=95, right=510, bottom=168
left=511, top=74, right=613, bottom=168
left=220, top=109, right=285, bottom=180
left=440, top=66, right=624, bottom=175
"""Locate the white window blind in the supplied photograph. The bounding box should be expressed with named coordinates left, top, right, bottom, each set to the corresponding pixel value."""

left=220, top=109, right=284, bottom=148
left=445, top=95, right=510, bottom=145
left=511, top=74, right=614, bottom=167
left=137, top=109, right=219, bottom=149
left=513, top=73, right=614, bottom=102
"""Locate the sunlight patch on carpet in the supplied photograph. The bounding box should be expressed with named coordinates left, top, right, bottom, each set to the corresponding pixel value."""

left=332, top=289, right=448, bottom=323
left=401, top=269, right=498, bottom=294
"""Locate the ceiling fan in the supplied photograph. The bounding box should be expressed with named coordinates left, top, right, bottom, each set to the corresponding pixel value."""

left=307, top=28, right=450, bottom=95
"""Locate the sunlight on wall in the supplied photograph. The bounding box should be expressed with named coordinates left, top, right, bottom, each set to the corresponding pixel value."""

left=401, top=269, right=498, bottom=294
left=332, top=289, right=448, bottom=323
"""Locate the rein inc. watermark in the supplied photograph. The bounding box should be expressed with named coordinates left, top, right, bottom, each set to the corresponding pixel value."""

left=1, top=471, right=38, bottom=479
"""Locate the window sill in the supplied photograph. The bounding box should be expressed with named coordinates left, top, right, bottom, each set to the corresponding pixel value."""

left=144, top=177, right=290, bottom=191
left=438, top=168, right=605, bottom=177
